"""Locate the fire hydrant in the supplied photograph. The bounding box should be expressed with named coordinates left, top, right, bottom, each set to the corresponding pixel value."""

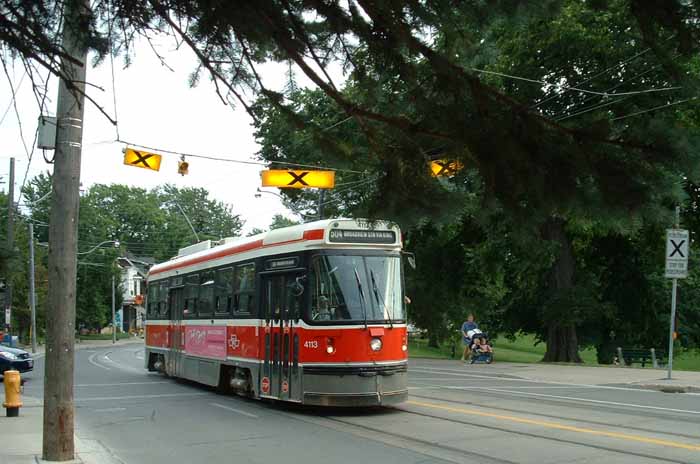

left=3, top=369, right=22, bottom=417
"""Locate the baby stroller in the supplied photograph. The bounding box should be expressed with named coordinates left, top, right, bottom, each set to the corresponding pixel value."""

left=466, top=329, right=493, bottom=364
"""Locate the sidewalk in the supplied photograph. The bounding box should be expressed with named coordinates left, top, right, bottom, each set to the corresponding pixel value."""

left=19, top=337, right=144, bottom=357
left=0, top=397, right=122, bottom=463
left=417, top=358, right=700, bottom=392
left=494, top=362, right=700, bottom=392
left=2, top=339, right=139, bottom=463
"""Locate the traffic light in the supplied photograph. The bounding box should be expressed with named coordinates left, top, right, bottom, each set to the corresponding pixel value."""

left=178, top=156, right=189, bottom=176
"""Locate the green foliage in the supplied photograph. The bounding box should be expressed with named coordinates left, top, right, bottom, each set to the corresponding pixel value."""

left=269, top=214, right=299, bottom=230
left=15, top=176, right=244, bottom=332
left=4, top=0, right=700, bottom=360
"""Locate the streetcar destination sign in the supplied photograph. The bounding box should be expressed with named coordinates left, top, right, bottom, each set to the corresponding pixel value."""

left=328, top=229, right=396, bottom=244
left=665, top=229, right=689, bottom=279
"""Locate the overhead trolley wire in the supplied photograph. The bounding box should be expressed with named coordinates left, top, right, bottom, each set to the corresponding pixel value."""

left=472, top=67, right=681, bottom=98
left=611, top=97, right=698, bottom=121
left=116, top=138, right=365, bottom=174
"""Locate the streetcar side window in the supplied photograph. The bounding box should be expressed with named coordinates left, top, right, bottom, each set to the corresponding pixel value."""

left=198, top=271, right=215, bottom=318
left=158, top=282, right=169, bottom=319
left=147, top=283, right=158, bottom=319
left=184, top=273, right=199, bottom=318
left=215, top=267, right=234, bottom=316
left=234, top=263, right=255, bottom=316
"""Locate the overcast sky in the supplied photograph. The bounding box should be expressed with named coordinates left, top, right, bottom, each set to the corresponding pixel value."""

left=0, top=37, right=304, bottom=239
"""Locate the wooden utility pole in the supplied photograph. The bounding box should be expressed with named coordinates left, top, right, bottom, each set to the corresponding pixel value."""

left=5, top=157, right=14, bottom=334
left=42, top=0, right=89, bottom=460
left=28, top=222, right=37, bottom=354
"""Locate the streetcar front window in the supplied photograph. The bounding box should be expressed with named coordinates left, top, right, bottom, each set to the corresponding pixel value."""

left=309, top=255, right=404, bottom=323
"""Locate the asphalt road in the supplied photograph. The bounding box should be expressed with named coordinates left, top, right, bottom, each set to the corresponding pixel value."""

left=20, top=344, right=700, bottom=464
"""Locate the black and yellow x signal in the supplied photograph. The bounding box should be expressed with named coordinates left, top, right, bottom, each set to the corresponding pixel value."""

left=429, top=159, right=464, bottom=177
left=261, top=170, right=335, bottom=189
left=123, top=148, right=162, bottom=172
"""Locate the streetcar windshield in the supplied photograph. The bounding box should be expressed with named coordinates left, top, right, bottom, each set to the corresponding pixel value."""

left=309, top=254, right=404, bottom=323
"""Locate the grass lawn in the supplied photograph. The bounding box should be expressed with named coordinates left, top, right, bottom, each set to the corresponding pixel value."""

left=408, top=333, right=700, bottom=370
left=674, top=350, right=700, bottom=371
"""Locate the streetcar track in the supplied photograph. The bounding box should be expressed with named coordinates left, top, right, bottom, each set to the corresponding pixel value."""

left=410, top=384, right=700, bottom=425
left=409, top=392, right=700, bottom=441
left=392, top=406, right=696, bottom=464
left=322, top=415, right=518, bottom=464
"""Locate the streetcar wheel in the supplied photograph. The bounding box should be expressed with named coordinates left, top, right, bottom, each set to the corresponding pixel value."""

left=217, top=366, right=233, bottom=394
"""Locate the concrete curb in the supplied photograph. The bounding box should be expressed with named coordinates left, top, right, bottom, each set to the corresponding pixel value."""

left=633, top=384, right=700, bottom=394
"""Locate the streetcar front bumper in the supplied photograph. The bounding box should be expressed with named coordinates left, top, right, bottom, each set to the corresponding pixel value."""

left=302, top=364, right=408, bottom=407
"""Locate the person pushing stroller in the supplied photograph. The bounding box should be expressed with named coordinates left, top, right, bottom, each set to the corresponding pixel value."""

left=460, top=313, right=493, bottom=364
left=461, top=314, right=478, bottom=362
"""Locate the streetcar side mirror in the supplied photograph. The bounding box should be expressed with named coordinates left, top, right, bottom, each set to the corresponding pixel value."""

left=289, top=275, right=306, bottom=297
left=403, top=252, right=416, bottom=270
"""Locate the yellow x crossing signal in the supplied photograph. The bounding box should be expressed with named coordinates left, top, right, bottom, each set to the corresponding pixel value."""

left=261, top=170, right=335, bottom=189
left=429, top=159, right=463, bottom=177
left=123, top=148, right=162, bottom=172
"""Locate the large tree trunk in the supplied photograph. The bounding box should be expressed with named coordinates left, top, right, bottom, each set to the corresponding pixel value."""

left=541, top=218, right=583, bottom=363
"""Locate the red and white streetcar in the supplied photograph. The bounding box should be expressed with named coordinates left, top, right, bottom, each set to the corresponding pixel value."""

left=144, top=219, right=409, bottom=406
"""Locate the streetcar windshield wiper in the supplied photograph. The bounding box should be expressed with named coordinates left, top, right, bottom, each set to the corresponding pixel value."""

left=353, top=266, right=368, bottom=330
left=370, top=269, right=393, bottom=329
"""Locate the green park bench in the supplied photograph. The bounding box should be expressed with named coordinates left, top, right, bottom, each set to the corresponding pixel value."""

left=616, top=347, right=667, bottom=368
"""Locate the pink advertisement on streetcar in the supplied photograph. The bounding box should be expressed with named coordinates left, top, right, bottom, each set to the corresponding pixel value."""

left=185, top=326, right=227, bottom=359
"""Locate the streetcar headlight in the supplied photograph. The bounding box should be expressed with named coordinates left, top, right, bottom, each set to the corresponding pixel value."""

left=326, top=338, right=335, bottom=354
left=402, top=344, right=408, bottom=352
left=370, top=337, right=382, bottom=352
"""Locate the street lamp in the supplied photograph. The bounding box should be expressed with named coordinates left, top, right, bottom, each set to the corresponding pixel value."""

left=77, top=240, right=120, bottom=255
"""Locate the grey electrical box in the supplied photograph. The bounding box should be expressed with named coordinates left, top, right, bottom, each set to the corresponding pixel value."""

left=37, top=115, right=57, bottom=149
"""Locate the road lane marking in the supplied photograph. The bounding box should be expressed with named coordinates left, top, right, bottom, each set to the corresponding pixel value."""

left=88, top=352, right=111, bottom=370
left=412, top=383, right=700, bottom=415
left=410, top=379, right=588, bottom=389
left=210, top=402, right=259, bottom=419
left=94, top=407, right=127, bottom=412
left=407, top=400, right=700, bottom=451
left=411, top=366, right=699, bottom=394
left=75, top=393, right=208, bottom=402
left=75, top=381, right=170, bottom=387
left=94, top=350, right=146, bottom=374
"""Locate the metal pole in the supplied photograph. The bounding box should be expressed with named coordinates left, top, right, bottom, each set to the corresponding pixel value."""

left=667, top=206, right=681, bottom=380
left=42, top=0, right=89, bottom=459
left=667, top=278, right=677, bottom=379
left=5, top=157, right=14, bottom=336
left=28, top=223, right=37, bottom=354
left=112, top=274, right=116, bottom=344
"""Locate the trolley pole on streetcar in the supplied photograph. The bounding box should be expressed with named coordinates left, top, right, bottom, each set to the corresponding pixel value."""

left=318, top=189, right=325, bottom=220
left=42, top=0, right=89, bottom=460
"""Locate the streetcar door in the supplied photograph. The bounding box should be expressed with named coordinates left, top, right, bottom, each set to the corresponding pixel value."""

left=168, top=287, right=184, bottom=377
left=260, top=273, right=303, bottom=402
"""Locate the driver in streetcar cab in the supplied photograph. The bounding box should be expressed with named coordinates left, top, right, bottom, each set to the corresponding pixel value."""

left=316, top=295, right=332, bottom=321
